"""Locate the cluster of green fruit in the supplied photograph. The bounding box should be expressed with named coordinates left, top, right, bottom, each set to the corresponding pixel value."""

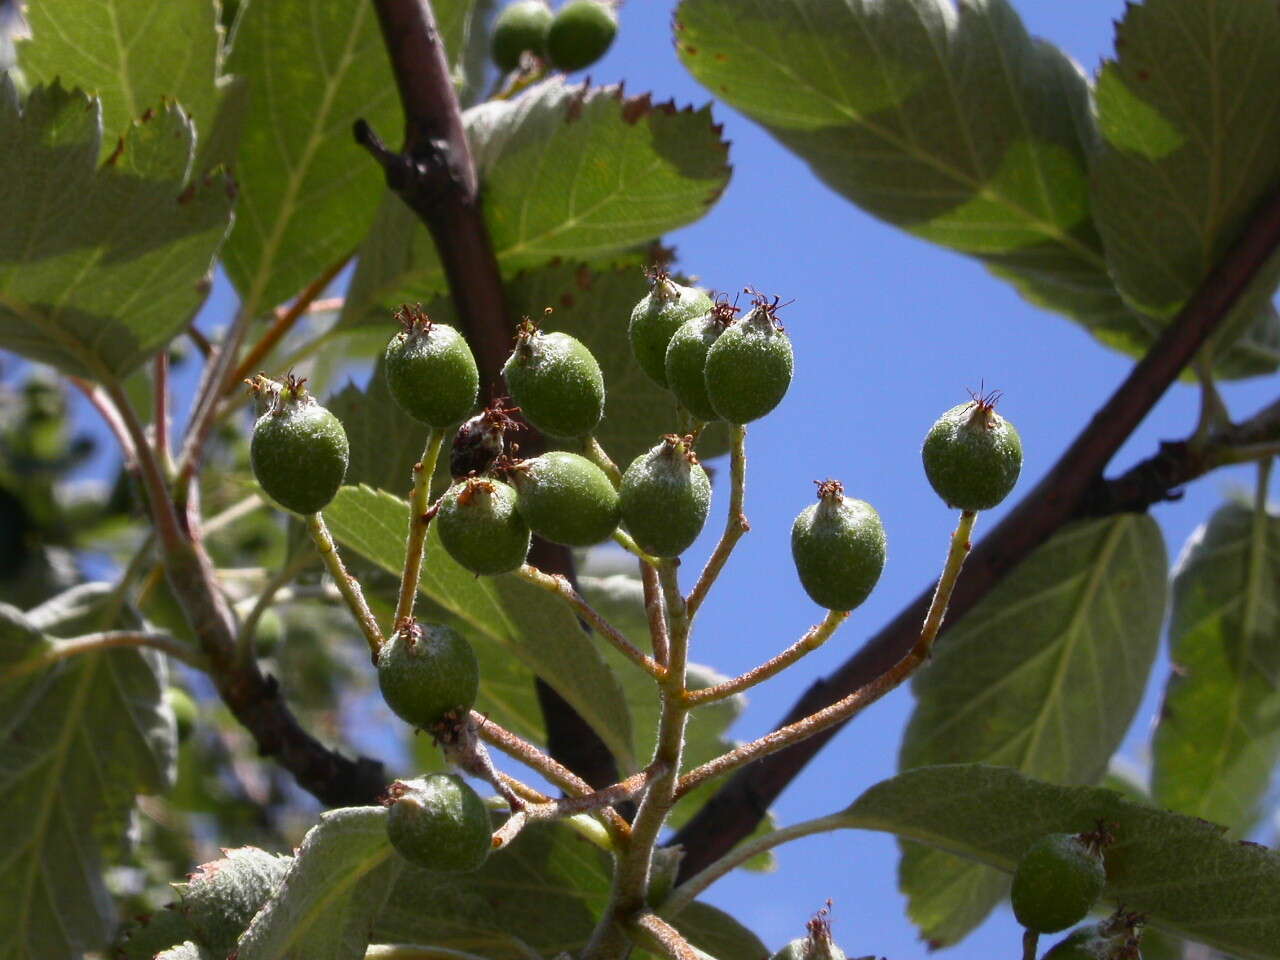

left=1011, top=829, right=1144, bottom=959
left=491, top=0, right=617, bottom=73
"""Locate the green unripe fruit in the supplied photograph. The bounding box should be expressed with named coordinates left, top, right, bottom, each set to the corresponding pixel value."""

left=619, top=435, right=711, bottom=558
left=384, top=306, right=479, bottom=428
left=791, top=480, right=886, bottom=612
left=510, top=451, right=620, bottom=546
left=491, top=0, right=552, bottom=72
left=629, top=274, right=714, bottom=387
left=377, top=621, right=479, bottom=730
left=546, top=0, right=617, bottom=72
left=386, top=774, right=492, bottom=873
left=437, top=477, right=531, bottom=574
left=705, top=298, right=794, bottom=424
left=502, top=319, right=605, bottom=439
left=664, top=307, right=733, bottom=422
left=250, top=377, right=349, bottom=514
left=168, top=687, right=198, bottom=743
left=922, top=394, right=1022, bottom=511
left=1011, top=833, right=1106, bottom=934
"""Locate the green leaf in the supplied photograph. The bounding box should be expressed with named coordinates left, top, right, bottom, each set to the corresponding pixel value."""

left=673, top=0, right=1273, bottom=377
left=374, top=818, right=762, bottom=960
left=19, top=0, right=222, bottom=154
left=1152, top=501, right=1280, bottom=833
left=341, top=78, right=730, bottom=320
left=325, top=355, right=429, bottom=496
left=221, top=0, right=401, bottom=313
left=841, top=764, right=1280, bottom=960
left=322, top=484, right=634, bottom=768
left=115, top=907, right=203, bottom=960
left=238, top=807, right=402, bottom=960
left=898, top=514, right=1168, bottom=945
left=0, top=80, right=233, bottom=382
left=175, top=846, right=293, bottom=956
left=0, top=603, right=176, bottom=960
left=1092, top=0, right=1280, bottom=359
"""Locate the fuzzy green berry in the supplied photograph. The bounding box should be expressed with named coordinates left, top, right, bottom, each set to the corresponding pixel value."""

left=377, top=620, right=479, bottom=730
left=437, top=477, right=531, bottom=575
left=502, top=318, right=605, bottom=439
left=249, top=376, right=349, bottom=514
left=384, top=305, right=479, bottom=428
left=619, top=435, right=711, bottom=558
left=491, top=0, right=552, bottom=72
left=664, top=303, right=735, bottom=422
left=705, top=295, right=794, bottom=424
left=386, top=774, right=492, bottom=873
left=791, top=480, right=886, bottom=612
left=546, top=0, right=617, bottom=72
left=509, top=451, right=620, bottom=546
left=629, top=273, right=714, bottom=387
left=922, top=393, right=1022, bottom=511
left=1011, top=833, right=1107, bottom=934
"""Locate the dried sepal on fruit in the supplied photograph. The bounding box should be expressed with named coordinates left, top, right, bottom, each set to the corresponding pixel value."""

left=629, top=267, right=715, bottom=387
left=450, top=398, right=522, bottom=480
left=383, top=303, right=479, bottom=428
left=376, top=619, right=479, bottom=731
left=248, top=373, right=349, bottom=515
left=705, top=289, right=795, bottom=424
left=385, top=774, right=492, bottom=874
left=921, top=388, right=1022, bottom=511
left=501, top=314, right=605, bottom=440
left=619, top=434, right=711, bottom=558
left=437, top=476, right=531, bottom=575
left=791, top=479, right=886, bottom=612
left=770, top=903, right=847, bottom=960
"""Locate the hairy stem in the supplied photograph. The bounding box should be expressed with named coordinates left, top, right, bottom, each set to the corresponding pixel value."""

left=631, top=913, right=704, bottom=960
left=516, top=564, right=665, bottom=678
left=674, top=510, right=977, bottom=799
left=306, top=513, right=384, bottom=658
left=396, top=428, right=445, bottom=624
left=681, top=609, right=849, bottom=707
left=686, top=424, right=747, bottom=617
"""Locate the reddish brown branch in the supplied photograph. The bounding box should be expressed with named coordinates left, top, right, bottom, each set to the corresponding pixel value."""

left=361, top=0, right=622, bottom=794
left=671, top=181, right=1280, bottom=880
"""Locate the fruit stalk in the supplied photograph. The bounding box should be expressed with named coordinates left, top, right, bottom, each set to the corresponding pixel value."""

left=686, top=424, right=748, bottom=617
left=915, top=509, right=977, bottom=659
left=680, top=609, right=849, bottom=707
left=672, top=511, right=980, bottom=799
left=583, top=434, right=623, bottom=488
left=1023, top=930, right=1040, bottom=960
left=588, top=560, right=692, bottom=958
left=396, top=428, right=446, bottom=623
left=305, top=512, right=384, bottom=657
left=515, top=564, right=665, bottom=678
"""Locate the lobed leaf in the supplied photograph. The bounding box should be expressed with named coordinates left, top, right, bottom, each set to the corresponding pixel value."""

left=1152, top=501, right=1280, bottom=833
left=0, top=603, right=175, bottom=960
left=0, top=80, right=233, bottom=382
left=322, top=484, right=634, bottom=768
left=841, top=764, right=1280, bottom=960
left=19, top=0, right=222, bottom=156
left=673, top=0, right=1275, bottom=377
left=237, top=807, right=402, bottom=960
left=898, top=514, right=1167, bottom=945
left=341, top=77, right=731, bottom=320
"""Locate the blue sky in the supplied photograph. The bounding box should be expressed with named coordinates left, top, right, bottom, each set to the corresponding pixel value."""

left=48, top=0, right=1279, bottom=955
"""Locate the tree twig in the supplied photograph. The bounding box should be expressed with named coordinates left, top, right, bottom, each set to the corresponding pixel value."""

left=307, top=512, right=384, bottom=658
left=686, top=424, right=747, bottom=617
left=671, top=179, right=1280, bottom=881
left=2, top=630, right=209, bottom=682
